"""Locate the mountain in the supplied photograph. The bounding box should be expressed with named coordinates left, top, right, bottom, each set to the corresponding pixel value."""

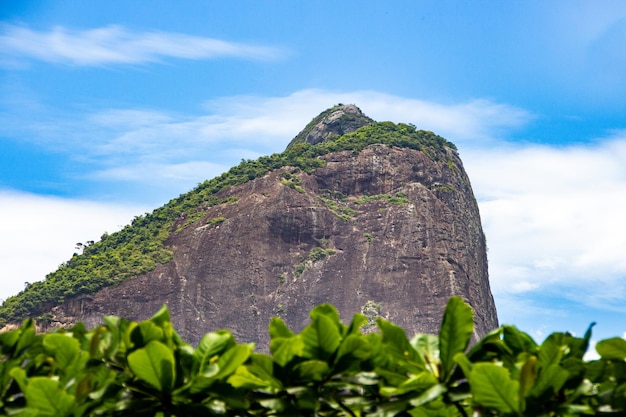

left=0, top=105, right=498, bottom=346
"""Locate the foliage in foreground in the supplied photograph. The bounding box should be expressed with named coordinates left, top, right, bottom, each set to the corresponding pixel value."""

left=0, top=121, right=455, bottom=327
left=1, top=297, right=626, bottom=416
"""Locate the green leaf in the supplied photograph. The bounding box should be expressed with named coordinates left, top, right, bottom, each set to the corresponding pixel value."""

left=439, top=296, right=474, bottom=380
left=336, top=333, right=372, bottom=361
left=131, top=320, right=165, bottom=348
left=9, top=367, right=28, bottom=392
left=470, top=363, right=520, bottom=415
left=23, top=377, right=76, bottom=417
left=453, top=352, right=472, bottom=378
left=301, top=313, right=341, bottom=360
left=213, top=343, right=253, bottom=380
left=381, top=371, right=438, bottom=396
left=228, top=354, right=281, bottom=390
left=408, top=401, right=449, bottom=417
left=270, top=335, right=304, bottom=367
left=43, top=333, right=80, bottom=369
left=228, top=365, right=278, bottom=389
left=309, top=303, right=341, bottom=324
left=245, top=352, right=275, bottom=380
left=377, top=318, right=425, bottom=372
left=502, top=325, right=538, bottom=356
left=127, top=340, right=175, bottom=392
left=528, top=364, right=569, bottom=398
left=194, top=330, right=235, bottom=374
left=269, top=317, right=295, bottom=339
left=149, top=305, right=171, bottom=327
left=519, top=355, right=537, bottom=399
left=347, top=313, right=368, bottom=335
left=596, top=337, right=626, bottom=360
left=411, top=334, right=440, bottom=374
left=16, top=319, right=37, bottom=356
left=466, top=326, right=508, bottom=362
left=0, top=326, right=20, bottom=353
left=538, top=332, right=567, bottom=367
left=409, top=383, right=447, bottom=407
left=294, top=359, right=330, bottom=381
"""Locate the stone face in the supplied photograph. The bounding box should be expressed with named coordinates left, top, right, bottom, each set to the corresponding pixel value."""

left=286, top=104, right=374, bottom=148
left=51, top=142, right=498, bottom=347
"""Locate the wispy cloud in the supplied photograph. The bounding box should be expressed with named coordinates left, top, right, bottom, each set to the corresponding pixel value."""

left=0, top=89, right=532, bottom=192
left=0, top=24, right=283, bottom=66
left=464, top=134, right=626, bottom=312
left=0, top=190, right=147, bottom=302
left=202, top=89, right=534, bottom=145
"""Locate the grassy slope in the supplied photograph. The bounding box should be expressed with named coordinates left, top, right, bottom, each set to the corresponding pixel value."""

left=0, top=122, right=455, bottom=326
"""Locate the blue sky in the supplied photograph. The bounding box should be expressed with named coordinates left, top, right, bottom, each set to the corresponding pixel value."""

left=1, top=1, right=626, bottom=347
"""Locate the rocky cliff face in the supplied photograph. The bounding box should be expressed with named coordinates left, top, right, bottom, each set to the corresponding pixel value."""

left=287, top=104, right=374, bottom=148
left=47, top=106, right=498, bottom=346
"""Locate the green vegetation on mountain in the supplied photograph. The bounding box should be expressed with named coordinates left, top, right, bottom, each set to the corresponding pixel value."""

left=0, top=121, right=455, bottom=326
left=1, top=297, right=623, bottom=416
left=354, top=192, right=409, bottom=205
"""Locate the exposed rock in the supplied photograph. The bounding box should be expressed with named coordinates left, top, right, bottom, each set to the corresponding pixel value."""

left=286, top=104, right=374, bottom=148
left=48, top=138, right=498, bottom=346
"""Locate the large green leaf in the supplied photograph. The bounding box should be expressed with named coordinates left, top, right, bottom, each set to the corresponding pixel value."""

left=194, top=330, right=235, bottom=374
left=23, top=377, right=76, bottom=417
left=149, top=305, right=180, bottom=347
left=15, top=319, right=37, bottom=356
left=127, top=340, right=175, bottom=392
left=453, top=352, right=472, bottom=379
left=301, top=313, right=341, bottom=360
left=270, top=335, right=304, bottom=367
left=538, top=332, right=567, bottom=367
left=336, top=333, right=372, bottom=362
left=528, top=364, right=569, bottom=398
left=149, top=305, right=171, bottom=327
left=43, top=333, right=80, bottom=369
left=213, top=343, right=253, bottom=380
left=439, top=296, right=474, bottom=380
left=309, top=303, right=341, bottom=324
left=294, top=359, right=330, bottom=381
left=131, top=320, right=165, bottom=348
left=502, top=325, right=538, bottom=356
left=377, top=318, right=425, bottom=372
left=466, top=326, right=508, bottom=363
left=228, top=365, right=273, bottom=389
left=346, top=313, right=368, bottom=336
left=596, top=337, right=626, bottom=360
left=470, top=363, right=520, bottom=415
left=409, top=383, right=447, bottom=407
left=411, top=334, right=440, bottom=375
left=519, top=355, right=537, bottom=399
left=380, top=371, right=438, bottom=397
left=228, top=354, right=281, bottom=390
left=0, top=326, right=20, bottom=354
left=269, top=317, right=294, bottom=339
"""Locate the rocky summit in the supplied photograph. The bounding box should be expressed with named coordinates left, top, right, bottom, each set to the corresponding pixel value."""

left=1, top=104, right=498, bottom=346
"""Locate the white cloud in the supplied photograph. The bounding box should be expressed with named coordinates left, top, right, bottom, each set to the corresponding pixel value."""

left=464, top=134, right=626, bottom=311
left=0, top=190, right=148, bottom=302
left=1, top=89, right=531, bottom=191
left=0, top=24, right=283, bottom=66
left=93, top=160, right=229, bottom=183
left=201, top=89, right=532, bottom=145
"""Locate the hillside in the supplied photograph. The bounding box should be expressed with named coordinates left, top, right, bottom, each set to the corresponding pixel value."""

left=0, top=105, right=498, bottom=346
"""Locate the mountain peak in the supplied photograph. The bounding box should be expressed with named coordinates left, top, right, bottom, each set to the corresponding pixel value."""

left=286, top=104, right=374, bottom=149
